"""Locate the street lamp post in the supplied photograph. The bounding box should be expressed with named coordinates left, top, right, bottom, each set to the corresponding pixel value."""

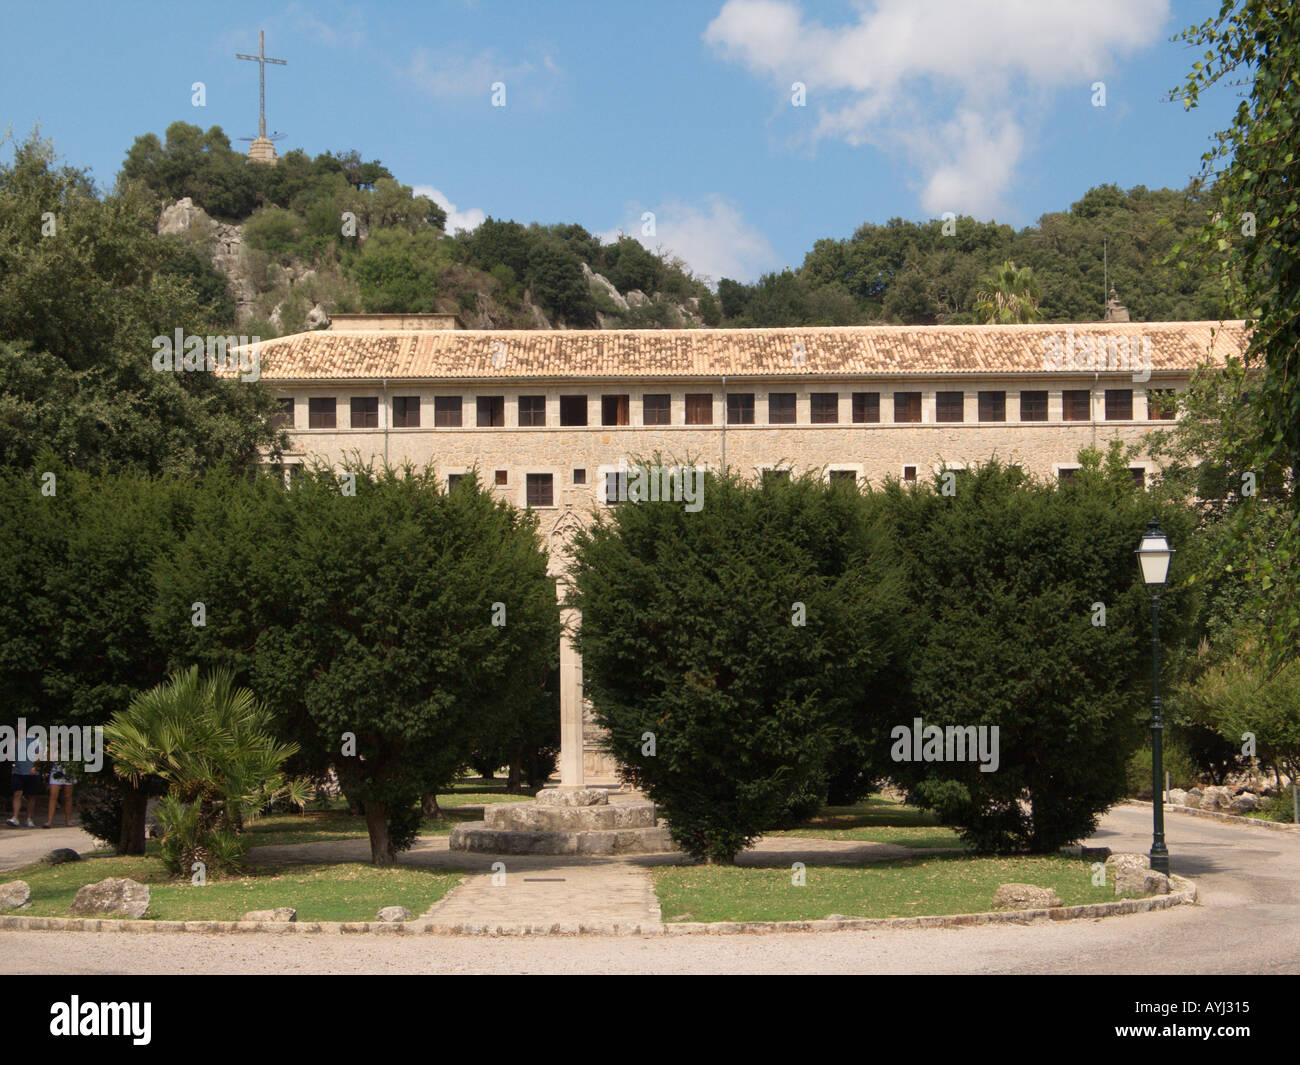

left=1136, top=518, right=1174, bottom=876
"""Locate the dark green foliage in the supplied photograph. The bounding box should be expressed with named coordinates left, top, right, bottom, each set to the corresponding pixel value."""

left=569, top=467, right=908, bottom=862
left=880, top=453, right=1201, bottom=852
left=348, top=228, right=442, bottom=312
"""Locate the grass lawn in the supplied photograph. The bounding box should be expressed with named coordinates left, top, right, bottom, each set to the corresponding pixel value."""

left=245, top=780, right=534, bottom=848
left=769, top=797, right=967, bottom=849
left=653, top=854, right=1123, bottom=923
left=5, top=847, right=464, bottom=922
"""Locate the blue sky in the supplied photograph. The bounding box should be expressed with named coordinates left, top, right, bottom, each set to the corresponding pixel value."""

left=3, top=0, right=1238, bottom=282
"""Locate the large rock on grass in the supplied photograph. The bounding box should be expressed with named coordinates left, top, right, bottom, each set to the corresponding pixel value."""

left=0, top=881, right=31, bottom=910
left=1114, top=868, right=1170, bottom=897
left=242, top=907, right=296, bottom=923
left=992, top=883, right=1062, bottom=910
left=41, top=848, right=81, bottom=865
left=69, top=878, right=149, bottom=919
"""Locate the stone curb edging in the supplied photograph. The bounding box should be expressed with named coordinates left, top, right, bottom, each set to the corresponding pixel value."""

left=0, top=876, right=1195, bottom=936
left=1124, top=799, right=1300, bottom=832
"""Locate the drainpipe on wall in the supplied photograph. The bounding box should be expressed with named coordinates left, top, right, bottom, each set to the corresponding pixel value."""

left=721, top=374, right=727, bottom=472
left=383, top=377, right=389, bottom=466
left=1092, top=370, right=1099, bottom=450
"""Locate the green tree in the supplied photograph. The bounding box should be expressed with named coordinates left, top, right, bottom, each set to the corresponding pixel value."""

left=973, top=260, right=1044, bottom=323
left=348, top=227, right=442, bottom=313
left=569, top=466, right=907, bottom=862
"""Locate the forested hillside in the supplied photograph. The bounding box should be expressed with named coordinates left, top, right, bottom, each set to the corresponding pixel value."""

left=117, top=122, right=1227, bottom=338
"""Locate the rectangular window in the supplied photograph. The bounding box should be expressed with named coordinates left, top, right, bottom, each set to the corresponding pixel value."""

left=1129, top=467, right=1146, bottom=489
left=350, top=396, right=378, bottom=429
left=601, top=394, right=630, bottom=426
left=447, top=473, right=464, bottom=491
left=308, top=397, right=336, bottom=429
left=560, top=395, right=588, bottom=426
left=392, top=396, right=420, bottom=428
left=273, top=397, right=295, bottom=428
left=761, top=468, right=791, bottom=486
left=978, top=391, right=1006, bottom=422
left=434, top=396, right=463, bottom=427
left=811, top=393, right=839, bottom=424
left=526, top=473, right=554, bottom=508
left=936, top=391, right=965, bottom=423
left=726, top=393, right=755, bottom=424
left=477, top=395, right=505, bottom=427
left=1019, top=390, right=1048, bottom=421
left=573, top=468, right=586, bottom=485
left=603, top=471, right=625, bottom=504
left=494, top=470, right=508, bottom=486
left=1058, top=467, right=1078, bottom=484
left=852, top=392, right=880, bottom=424
left=768, top=393, right=796, bottom=424
left=902, top=465, right=917, bottom=483
left=642, top=394, right=671, bottom=425
left=685, top=394, right=713, bottom=426
left=1105, top=389, right=1133, bottom=421
left=1148, top=389, right=1177, bottom=421
left=518, top=395, right=546, bottom=427
left=1062, top=390, right=1092, bottom=422
left=829, top=469, right=857, bottom=484
left=894, top=392, right=921, bottom=423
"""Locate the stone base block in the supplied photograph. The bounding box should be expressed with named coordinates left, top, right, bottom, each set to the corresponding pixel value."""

left=448, top=821, right=677, bottom=856
left=485, top=801, right=657, bottom=831
left=534, top=788, right=609, bottom=807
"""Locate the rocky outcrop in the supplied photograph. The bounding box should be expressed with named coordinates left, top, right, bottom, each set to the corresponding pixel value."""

left=157, top=197, right=258, bottom=324
left=69, top=878, right=149, bottom=919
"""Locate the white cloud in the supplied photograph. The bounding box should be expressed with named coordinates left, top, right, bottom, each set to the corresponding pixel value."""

left=704, top=0, right=1170, bottom=217
left=599, top=196, right=779, bottom=284
left=413, top=185, right=485, bottom=234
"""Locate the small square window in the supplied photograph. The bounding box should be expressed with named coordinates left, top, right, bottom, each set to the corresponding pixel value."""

left=1058, top=467, right=1078, bottom=484
left=1105, top=389, right=1133, bottom=421
left=643, top=394, right=671, bottom=425
left=936, top=391, right=965, bottom=423
left=350, top=396, right=378, bottom=429
left=526, top=473, right=554, bottom=507
left=273, top=397, right=295, bottom=428
left=1148, top=389, right=1177, bottom=421
left=852, top=392, right=880, bottom=423
left=1129, top=467, right=1146, bottom=489
left=811, top=393, right=839, bottom=424
left=560, top=395, right=588, bottom=426
left=829, top=469, right=857, bottom=484
left=308, top=397, right=337, bottom=429
left=494, top=470, right=508, bottom=486
left=894, top=393, right=921, bottom=423
left=392, top=396, right=420, bottom=428
left=434, top=396, right=462, bottom=427
left=477, top=396, right=505, bottom=427
left=685, top=394, right=713, bottom=426
left=447, top=473, right=465, bottom=491
left=768, top=393, right=796, bottom=424
left=761, top=468, right=791, bottom=486
left=902, top=465, right=917, bottom=483
left=1062, top=390, right=1091, bottom=421
left=519, top=396, right=546, bottom=427
left=727, top=393, right=755, bottom=424
left=601, top=394, right=630, bottom=426
left=573, top=468, right=586, bottom=485
left=978, top=391, right=1006, bottom=422
left=1019, top=391, right=1048, bottom=421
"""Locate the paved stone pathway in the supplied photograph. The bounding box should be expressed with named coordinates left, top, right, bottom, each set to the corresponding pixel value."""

left=0, top=823, right=97, bottom=873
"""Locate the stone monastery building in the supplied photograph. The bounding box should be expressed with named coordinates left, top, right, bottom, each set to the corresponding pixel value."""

left=244, top=311, right=1248, bottom=784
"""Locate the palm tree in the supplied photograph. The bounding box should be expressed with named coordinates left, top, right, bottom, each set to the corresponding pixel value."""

left=106, top=666, right=304, bottom=875
left=974, top=260, right=1044, bottom=323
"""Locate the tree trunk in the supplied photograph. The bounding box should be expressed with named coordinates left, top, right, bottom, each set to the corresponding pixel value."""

left=364, top=801, right=395, bottom=865
left=421, top=792, right=441, bottom=817
left=119, top=787, right=148, bottom=856
left=507, top=747, right=523, bottom=794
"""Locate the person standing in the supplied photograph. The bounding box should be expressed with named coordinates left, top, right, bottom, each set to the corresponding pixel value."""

left=44, top=762, right=75, bottom=828
left=7, top=733, right=43, bottom=828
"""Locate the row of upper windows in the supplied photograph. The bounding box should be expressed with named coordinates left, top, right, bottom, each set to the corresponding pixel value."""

left=276, top=388, right=1179, bottom=430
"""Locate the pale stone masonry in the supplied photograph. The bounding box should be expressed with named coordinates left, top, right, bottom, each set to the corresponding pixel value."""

left=231, top=315, right=1248, bottom=785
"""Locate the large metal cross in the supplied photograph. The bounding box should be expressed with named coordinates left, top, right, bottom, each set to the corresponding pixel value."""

left=236, top=30, right=287, bottom=139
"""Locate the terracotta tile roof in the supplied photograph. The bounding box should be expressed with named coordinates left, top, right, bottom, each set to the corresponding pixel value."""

left=232, top=321, right=1249, bottom=382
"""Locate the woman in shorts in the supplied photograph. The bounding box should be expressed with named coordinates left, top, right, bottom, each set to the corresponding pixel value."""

left=43, top=763, right=74, bottom=828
